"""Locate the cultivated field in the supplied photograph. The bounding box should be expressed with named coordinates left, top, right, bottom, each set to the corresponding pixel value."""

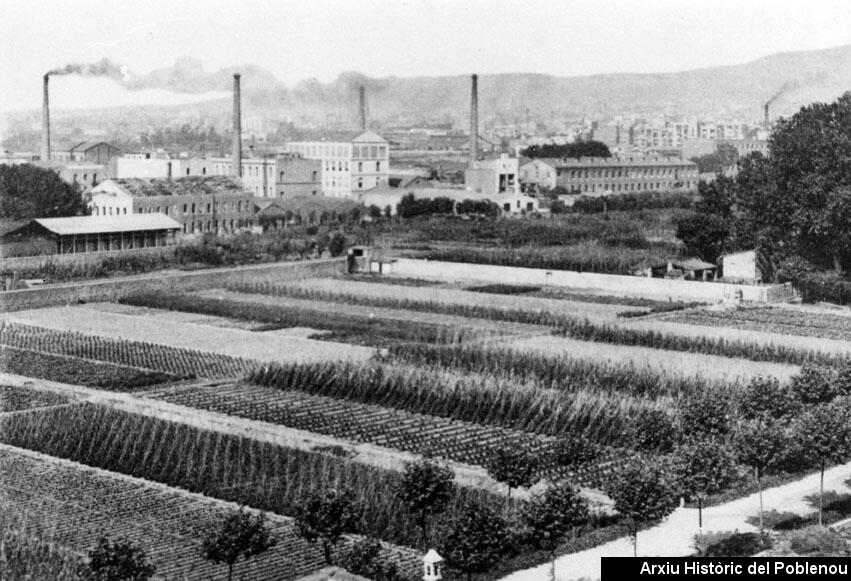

left=0, top=384, right=69, bottom=413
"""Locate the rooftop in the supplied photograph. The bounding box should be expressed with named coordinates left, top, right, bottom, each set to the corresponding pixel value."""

left=526, top=156, right=697, bottom=168
left=32, top=214, right=182, bottom=236
left=105, top=176, right=249, bottom=198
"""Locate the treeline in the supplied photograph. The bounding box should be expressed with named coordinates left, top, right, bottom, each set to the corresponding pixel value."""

left=396, top=193, right=500, bottom=219
left=520, top=140, right=611, bottom=159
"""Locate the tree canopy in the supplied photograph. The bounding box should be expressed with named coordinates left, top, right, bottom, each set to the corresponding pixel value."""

left=201, top=509, right=277, bottom=581
left=83, top=537, right=156, bottom=581
left=396, top=458, right=455, bottom=549
left=440, top=501, right=512, bottom=581
left=295, top=488, right=363, bottom=565
left=0, top=164, right=87, bottom=221
left=520, top=140, right=611, bottom=159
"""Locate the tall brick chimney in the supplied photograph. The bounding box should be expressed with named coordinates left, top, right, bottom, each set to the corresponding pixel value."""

left=358, top=85, right=367, bottom=131
left=232, top=74, right=242, bottom=177
left=764, top=102, right=770, bottom=125
left=42, top=74, right=51, bottom=162
left=470, top=74, right=478, bottom=167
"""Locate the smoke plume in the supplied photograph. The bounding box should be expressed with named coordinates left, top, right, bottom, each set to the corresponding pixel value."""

left=48, top=58, right=130, bottom=82
left=766, top=81, right=799, bottom=107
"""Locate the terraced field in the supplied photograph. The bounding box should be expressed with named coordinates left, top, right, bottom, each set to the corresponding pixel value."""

left=0, top=384, right=69, bottom=413
left=0, top=444, right=328, bottom=581
left=149, top=382, right=623, bottom=488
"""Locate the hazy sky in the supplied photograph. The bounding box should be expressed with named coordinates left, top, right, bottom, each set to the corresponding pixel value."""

left=2, top=0, right=850, bottom=112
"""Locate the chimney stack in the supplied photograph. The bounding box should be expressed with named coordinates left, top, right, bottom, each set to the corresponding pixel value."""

left=232, top=74, right=242, bottom=177
left=42, top=74, right=50, bottom=162
left=764, top=103, right=770, bottom=125
left=358, top=85, right=367, bottom=131
left=470, top=74, right=478, bottom=167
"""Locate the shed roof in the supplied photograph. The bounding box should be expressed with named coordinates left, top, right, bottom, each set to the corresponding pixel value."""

left=33, top=214, right=182, bottom=236
left=70, top=141, right=120, bottom=153
left=103, top=176, right=248, bottom=198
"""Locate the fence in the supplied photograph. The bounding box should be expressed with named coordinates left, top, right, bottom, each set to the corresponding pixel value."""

left=386, top=258, right=797, bottom=303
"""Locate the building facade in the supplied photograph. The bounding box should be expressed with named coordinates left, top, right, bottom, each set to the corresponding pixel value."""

left=465, top=155, right=520, bottom=196
left=287, top=131, right=389, bottom=198
left=90, top=176, right=255, bottom=235
left=520, top=156, right=699, bottom=194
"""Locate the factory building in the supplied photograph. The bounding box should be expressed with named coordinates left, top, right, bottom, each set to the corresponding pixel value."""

left=519, top=157, right=699, bottom=194
left=89, top=176, right=255, bottom=235
left=287, top=131, right=389, bottom=198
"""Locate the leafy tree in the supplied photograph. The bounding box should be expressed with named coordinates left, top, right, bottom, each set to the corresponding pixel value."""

left=605, top=459, right=679, bottom=556
left=328, top=231, right=347, bottom=257
left=341, top=537, right=401, bottom=581
left=523, top=483, right=589, bottom=580
left=791, top=364, right=845, bottom=405
left=0, top=164, right=87, bottom=220
left=440, top=501, right=512, bottom=581
left=738, top=376, right=801, bottom=419
left=521, top=141, right=611, bottom=159
left=486, top=447, right=540, bottom=504
left=627, top=409, right=678, bottom=453
left=396, top=458, right=455, bottom=549
left=672, top=440, right=738, bottom=536
left=689, top=143, right=739, bottom=174
left=732, top=417, right=791, bottom=532
left=675, top=213, right=729, bottom=263
left=549, top=436, right=597, bottom=470
left=677, top=386, right=734, bottom=439
left=82, top=537, right=155, bottom=581
left=794, top=399, right=851, bottom=526
left=694, top=175, right=737, bottom=220
left=368, top=204, right=383, bottom=219
left=202, top=509, right=277, bottom=581
left=295, top=488, right=363, bottom=565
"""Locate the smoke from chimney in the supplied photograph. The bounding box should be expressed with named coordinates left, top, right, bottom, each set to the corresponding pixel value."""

left=358, top=86, right=367, bottom=131
left=764, top=81, right=797, bottom=124
left=470, top=74, right=478, bottom=167
left=232, top=74, right=242, bottom=177
left=48, top=58, right=130, bottom=82
left=42, top=74, right=50, bottom=162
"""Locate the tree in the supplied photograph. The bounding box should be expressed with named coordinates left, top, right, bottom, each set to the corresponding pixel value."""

left=672, top=440, right=738, bottom=537
left=520, top=141, right=611, bottom=159
left=485, top=447, right=540, bottom=505
left=677, top=387, right=734, bottom=440
left=368, top=204, right=383, bottom=219
left=794, top=399, right=851, bottom=526
left=396, top=458, right=455, bottom=549
left=523, top=483, right=589, bottom=580
left=737, top=376, right=801, bottom=419
left=605, top=460, right=679, bottom=556
left=627, top=409, right=678, bottom=453
left=328, top=231, right=347, bottom=257
left=689, top=143, right=739, bottom=174
left=440, top=501, right=512, bottom=581
left=732, top=417, right=791, bottom=532
left=549, top=436, right=597, bottom=470
left=202, top=509, right=277, bottom=581
left=791, top=364, right=844, bottom=405
left=341, top=537, right=401, bottom=581
left=295, top=488, right=363, bottom=565
left=82, top=537, right=155, bottom=581
left=675, top=213, right=730, bottom=263
left=0, top=164, right=87, bottom=220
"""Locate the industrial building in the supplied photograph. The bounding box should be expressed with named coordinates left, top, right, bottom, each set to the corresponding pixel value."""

left=4, top=214, right=182, bottom=254
left=519, top=156, right=699, bottom=194
left=89, top=176, right=255, bottom=235
left=286, top=130, right=390, bottom=198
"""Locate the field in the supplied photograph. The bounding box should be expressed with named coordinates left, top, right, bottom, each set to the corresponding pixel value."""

left=0, top=444, right=346, bottom=581
left=0, top=383, right=70, bottom=413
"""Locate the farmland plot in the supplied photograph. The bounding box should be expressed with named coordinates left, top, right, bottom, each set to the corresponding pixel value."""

left=150, top=382, right=624, bottom=488
left=0, top=384, right=69, bottom=413
left=5, top=304, right=375, bottom=365
left=0, top=444, right=335, bottom=581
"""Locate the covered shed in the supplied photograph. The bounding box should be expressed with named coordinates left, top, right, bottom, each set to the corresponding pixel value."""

left=5, top=214, right=182, bottom=254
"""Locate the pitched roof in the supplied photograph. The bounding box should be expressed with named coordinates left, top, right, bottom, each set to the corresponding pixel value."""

left=33, top=214, right=182, bottom=236
left=70, top=141, right=120, bottom=153
left=289, top=130, right=387, bottom=144
left=105, top=176, right=249, bottom=198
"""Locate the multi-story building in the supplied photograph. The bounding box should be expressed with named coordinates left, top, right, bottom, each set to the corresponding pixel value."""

left=520, top=156, right=699, bottom=194
left=287, top=130, right=389, bottom=198
left=465, top=154, right=520, bottom=196
left=89, top=176, right=255, bottom=235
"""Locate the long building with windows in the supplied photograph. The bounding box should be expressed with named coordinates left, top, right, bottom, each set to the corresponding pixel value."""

left=89, top=176, right=255, bottom=235
left=286, top=131, right=389, bottom=198
left=519, top=156, right=699, bottom=194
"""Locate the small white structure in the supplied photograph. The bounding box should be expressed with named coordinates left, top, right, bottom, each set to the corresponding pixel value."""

left=422, top=549, right=444, bottom=581
left=722, top=250, right=761, bottom=283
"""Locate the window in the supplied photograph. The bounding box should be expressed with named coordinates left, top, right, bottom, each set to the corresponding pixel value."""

left=202, top=167, right=207, bottom=175
left=280, top=171, right=285, bottom=181
left=183, top=204, right=188, bottom=213
left=376, top=161, right=380, bottom=172
left=186, top=168, right=190, bottom=176
left=83, top=174, right=88, bottom=181
left=191, top=203, right=196, bottom=214
left=312, top=171, right=318, bottom=181
left=357, top=162, right=362, bottom=172
left=358, top=178, right=363, bottom=189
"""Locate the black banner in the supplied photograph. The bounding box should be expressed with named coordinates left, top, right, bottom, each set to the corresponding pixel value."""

left=602, top=557, right=851, bottom=580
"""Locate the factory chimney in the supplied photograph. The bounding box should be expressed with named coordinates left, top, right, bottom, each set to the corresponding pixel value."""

left=358, top=85, right=367, bottom=131
left=232, top=74, right=242, bottom=177
left=42, top=74, right=51, bottom=162
left=764, top=102, right=770, bottom=125
left=470, top=74, right=478, bottom=167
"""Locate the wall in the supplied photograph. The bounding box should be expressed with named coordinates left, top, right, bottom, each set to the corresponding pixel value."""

left=388, top=258, right=795, bottom=303
left=0, top=258, right=344, bottom=312
left=0, top=247, right=177, bottom=272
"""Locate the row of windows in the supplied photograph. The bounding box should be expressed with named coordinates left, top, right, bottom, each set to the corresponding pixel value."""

left=569, top=181, right=696, bottom=193
left=352, top=145, right=387, bottom=159
left=137, top=200, right=251, bottom=216
left=93, top=206, right=127, bottom=216
left=558, top=167, right=695, bottom=179
left=279, top=170, right=319, bottom=182
left=183, top=219, right=252, bottom=234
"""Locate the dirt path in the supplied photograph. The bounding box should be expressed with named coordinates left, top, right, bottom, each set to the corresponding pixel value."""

left=500, top=461, right=851, bottom=581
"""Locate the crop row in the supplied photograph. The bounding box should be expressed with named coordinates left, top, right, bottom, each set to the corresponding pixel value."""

left=227, top=281, right=845, bottom=366
left=0, top=346, right=176, bottom=391
left=0, top=321, right=255, bottom=380
left=663, top=307, right=851, bottom=342
left=152, top=382, right=624, bottom=488
left=0, top=384, right=70, bottom=413
left=0, top=446, right=346, bottom=581
left=247, top=360, right=671, bottom=448
left=0, top=403, right=509, bottom=552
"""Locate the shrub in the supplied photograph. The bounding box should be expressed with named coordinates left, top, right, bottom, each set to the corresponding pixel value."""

left=788, top=526, right=849, bottom=556
left=700, top=532, right=771, bottom=557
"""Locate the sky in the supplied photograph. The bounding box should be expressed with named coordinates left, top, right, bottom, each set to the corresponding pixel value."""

left=1, top=0, right=850, bottom=113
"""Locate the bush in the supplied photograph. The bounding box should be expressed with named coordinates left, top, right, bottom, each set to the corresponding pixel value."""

left=788, top=526, right=849, bottom=555
left=699, top=532, right=771, bottom=556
